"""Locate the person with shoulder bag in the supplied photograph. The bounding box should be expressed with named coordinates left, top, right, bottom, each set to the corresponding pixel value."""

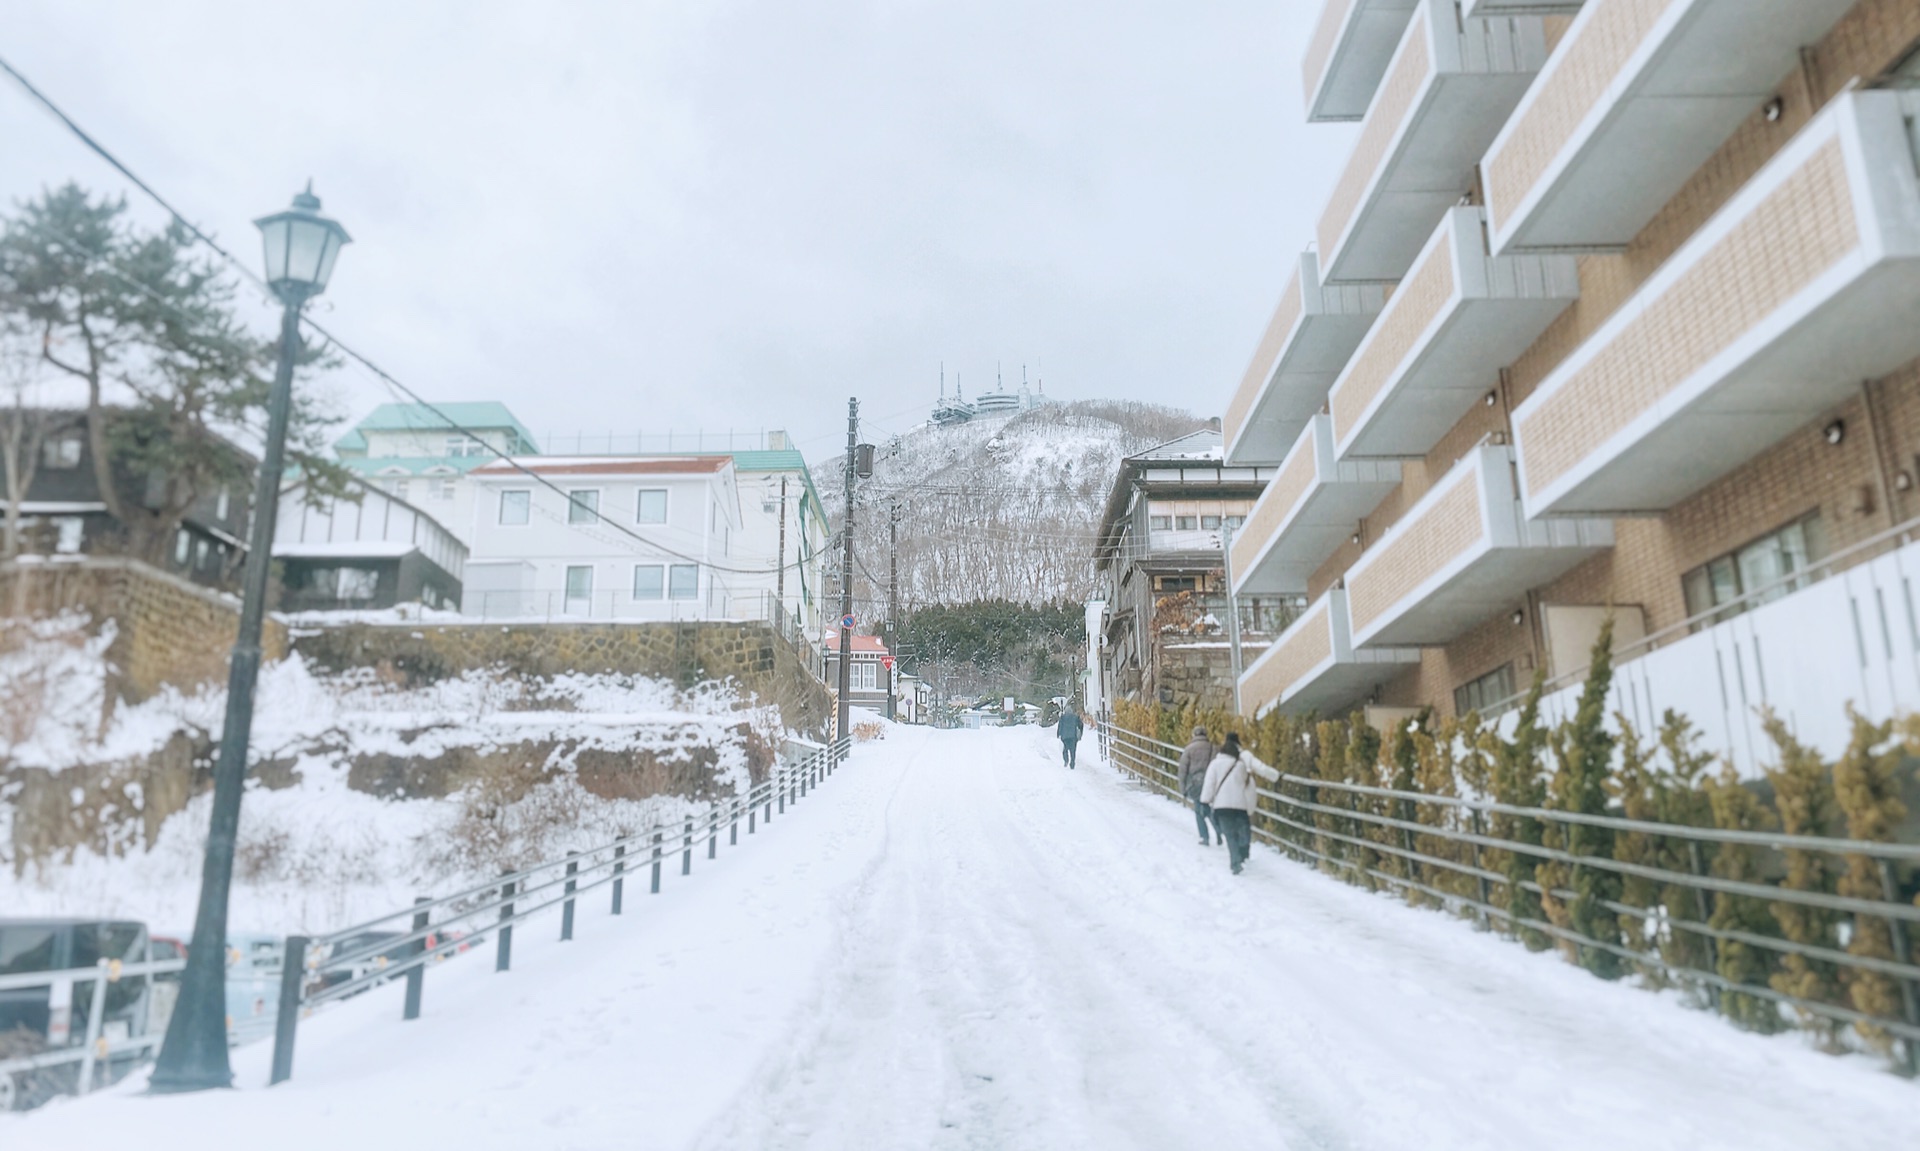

left=1176, top=725, right=1217, bottom=845
left=1198, top=732, right=1279, bottom=875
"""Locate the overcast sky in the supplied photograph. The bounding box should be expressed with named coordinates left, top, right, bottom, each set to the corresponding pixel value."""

left=3, top=1, right=1352, bottom=459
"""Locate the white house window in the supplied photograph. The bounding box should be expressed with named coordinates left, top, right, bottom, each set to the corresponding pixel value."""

left=394, top=479, right=410, bottom=502
left=193, top=538, right=210, bottom=570
left=568, top=489, right=600, bottom=524
left=215, top=487, right=231, bottom=521
left=41, top=435, right=82, bottom=470
left=637, top=489, right=668, bottom=524
left=173, top=529, right=191, bottom=565
left=1201, top=515, right=1222, bottom=530
left=1148, top=515, right=1171, bottom=531
left=668, top=564, right=698, bottom=600
left=565, top=565, right=594, bottom=613
left=53, top=517, right=84, bottom=554
left=438, top=478, right=457, bottom=500
left=1176, top=515, right=1197, bottom=531
left=336, top=567, right=379, bottom=601
left=853, top=661, right=877, bottom=691
left=632, top=564, right=665, bottom=600
left=499, top=490, right=531, bottom=525
left=446, top=435, right=485, bottom=457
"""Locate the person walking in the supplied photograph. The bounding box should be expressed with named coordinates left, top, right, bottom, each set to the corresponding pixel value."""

left=1177, top=725, right=1217, bottom=845
left=1055, top=706, right=1085, bottom=768
left=1199, top=732, right=1279, bottom=875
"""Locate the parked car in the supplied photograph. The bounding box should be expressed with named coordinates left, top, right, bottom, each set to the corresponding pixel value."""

left=315, top=931, right=410, bottom=996
left=224, top=934, right=285, bottom=1047
left=144, top=936, right=187, bottom=1040
left=0, top=918, right=151, bottom=1111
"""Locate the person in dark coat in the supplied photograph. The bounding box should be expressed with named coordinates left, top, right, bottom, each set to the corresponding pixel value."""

left=1176, top=726, right=1217, bottom=845
left=1056, top=707, right=1085, bottom=768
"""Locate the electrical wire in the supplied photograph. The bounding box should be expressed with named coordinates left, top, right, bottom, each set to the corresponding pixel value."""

left=0, top=53, right=820, bottom=578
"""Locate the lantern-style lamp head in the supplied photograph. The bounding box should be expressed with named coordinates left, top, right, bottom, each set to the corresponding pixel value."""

left=253, top=181, right=351, bottom=304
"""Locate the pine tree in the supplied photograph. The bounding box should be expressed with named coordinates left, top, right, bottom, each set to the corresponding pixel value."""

left=1538, top=616, right=1623, bottom=978
left=1705, top=766, right=1788, bottom=1033
left=1487, top=674, right=1550, bottom=949
left=1833, top=709, right=1909, bottom=1051
left=1761, top=710, right=1846, bottom=1045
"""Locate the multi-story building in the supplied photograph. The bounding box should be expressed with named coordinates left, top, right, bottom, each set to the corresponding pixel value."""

left=823, top=634, right=895, bottom=717
left=462, top=455, right=743, bottom=620
left=713, top=438, right=832, bottom=648
left=333, top=402, right=540, bottom=546
left=1091, top=429, right=1277, bottom=713
left=271, top=474, right=467, bottom=612
left=1227, top=0, right=1920, bottom=770
left=2, top=409, right=253, bottom=591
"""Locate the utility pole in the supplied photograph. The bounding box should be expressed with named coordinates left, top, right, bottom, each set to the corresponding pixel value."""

left=837, top=398, right=858, bottom=741
left=774, top=475, right=789, bottom=627
left=1222, top=520, right=1245, bottom=715
left=886, top=499, right=900, bottom=720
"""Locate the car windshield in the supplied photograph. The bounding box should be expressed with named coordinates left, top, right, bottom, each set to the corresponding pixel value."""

left=0, top=926, right=59, bottom=974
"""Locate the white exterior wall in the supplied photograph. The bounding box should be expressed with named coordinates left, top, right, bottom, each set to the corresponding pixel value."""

left=361, top=428, right=521, bottom=459
left=1512, top=535, right=1920, bottom=779
left=273, top=482, right=466, bottom=577
left=359, top=467, right=480, bottom=548
left=463, top=463, right=742, bottom=620
left=726, top=469, right=830, bottom=636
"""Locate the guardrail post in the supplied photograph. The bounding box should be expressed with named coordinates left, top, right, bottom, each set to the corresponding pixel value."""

left=1469, top=809, right=1492, bottom=932
left=270, top=936, right=308, bottom=1085
left=1686, top=842, right=1722, bottom=1012
left=562, top=852, right=579, bottom=941
left=612, top=838, right=627, bottom=914
left=651, top=831, right=664, bottom=893
left=403, top=896, right=430, bottom=1021
left=749, top=795, right=758, bottom=834
left=730, top=799, right=739, bottom=846
left=682, top=817, right=694, bottom=875
left=801, top=761, right=809, bottom=798
left=777, top=770, right=785, bottom=815
left=1878, top=858, right=1920, bottom=1074
left=496, top=873, right=515, bottom=971
left=75, top=958, right=109, bottom=1095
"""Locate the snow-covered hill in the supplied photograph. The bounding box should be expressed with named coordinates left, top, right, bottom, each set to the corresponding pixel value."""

left=821, top=400, right=1207, bottom=609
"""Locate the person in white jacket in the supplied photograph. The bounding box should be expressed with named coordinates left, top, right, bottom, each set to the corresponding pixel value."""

left=1198, top=732, right=1279, bottom=875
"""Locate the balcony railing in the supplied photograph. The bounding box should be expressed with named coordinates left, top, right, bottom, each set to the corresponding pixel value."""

left=1232, top=414, right=1401, bottom=597
left=1484, top=0, right=1855, bottom=255
left=1317, top=0, right=1548, bottom=284
left=1302, top=0, right=1421, bottom=123
left=1513, top=90, right=1920, bottom=517
left=1344, top=443, right=1611, bottom=648
left=1223, top=252, right=1386, bottom=466
left=1328, top=205, right=1576, bottom=459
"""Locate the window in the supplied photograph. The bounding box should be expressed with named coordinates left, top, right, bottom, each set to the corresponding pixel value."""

left=568, top=489, right=600, bottom=524
left=438, top=478, right=456, bottom=500
left=1175, top=515, right=1198, bottom=531
left=394, top=479, right=410, bottom=502
left=1156, top=576, right=1196, bottom=593
left=1681, top=513, right=1827, bottom=627
left=174, top=530, right=191, bottom=565
left=499, top=490, right=531, bottom=525
left=335, top=567, right=379, bottom=601
left=193, top=538, right=209, bottom=570
left=1226, top=515, right=1246, bottom=529
left=1201, top=515, right=1222, bottom=530
left=669, top=564, right=699, bottom=600
left=632, top=564, right=665, bottom=600
left=1148, top=515, right=1171, bottom=531
left=1454, top=663, right=1516, bottom=718
left=215, top=487, right=231, bottom=521
left=53, top=517, right=83, bottom=554
left=41, top=435, right=82, bottom=470
left=445, top=435, right=484, bottom=458
left=854, top=661, right=878, bottom=692
left=564, top=565, right=594, bottom=612
left=637, top=489, right=668, bottom=524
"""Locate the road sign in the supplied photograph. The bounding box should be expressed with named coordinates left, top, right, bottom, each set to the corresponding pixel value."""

left=841, top=614, right=856, bottom=629
left=882, top=657, right=894, bottom=670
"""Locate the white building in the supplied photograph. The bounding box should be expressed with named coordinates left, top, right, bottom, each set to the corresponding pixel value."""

left=333, top=402, right=540, bottom=548
left=462, top=456, right=743, bottom=620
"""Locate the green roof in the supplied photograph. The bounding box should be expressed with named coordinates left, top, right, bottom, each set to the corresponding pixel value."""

left=338, top=402, right=539, bottom=450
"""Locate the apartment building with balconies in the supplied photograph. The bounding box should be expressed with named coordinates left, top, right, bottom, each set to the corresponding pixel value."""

left=1227, top=0, right=1920, bottom=771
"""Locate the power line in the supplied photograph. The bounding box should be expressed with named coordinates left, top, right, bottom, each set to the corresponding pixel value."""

left=0, top=54, right=816, bottom=579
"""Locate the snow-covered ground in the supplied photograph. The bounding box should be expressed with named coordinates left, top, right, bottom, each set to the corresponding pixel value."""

left=7, top=725, right=1915, bottom=1150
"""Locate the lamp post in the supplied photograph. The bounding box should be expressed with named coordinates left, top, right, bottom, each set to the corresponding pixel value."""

left=149, top=184, right=349, bottom=1093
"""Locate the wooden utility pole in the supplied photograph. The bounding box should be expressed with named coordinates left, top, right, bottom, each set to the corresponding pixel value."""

left=837, top=399, right=858, bottom=740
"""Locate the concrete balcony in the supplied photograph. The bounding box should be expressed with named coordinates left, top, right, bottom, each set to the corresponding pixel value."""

left=1346, top=444, right=1612, bottom=648
left=1303, top=0, right=1420, bottom=124
left=1484, top=0, right=1854, bottom=254
left=1232, top=415, right=1402, bottom=596
left=1317, top=0, right=1547, bottom=285
left=1515, top=91, right=1920, bottom=517
left=1223, top=253, right=1387, bottom=466
left=1240, top=588, right=1421, bottom=718
left=1329, top=206, right=1577, bottom=460
left=1463, top=0, right=1582, bottom=14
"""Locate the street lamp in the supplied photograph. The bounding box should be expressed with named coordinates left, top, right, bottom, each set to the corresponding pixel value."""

left=149, top=184, right=349, bottom=1093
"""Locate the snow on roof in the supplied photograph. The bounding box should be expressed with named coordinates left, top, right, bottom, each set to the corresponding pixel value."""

left=471, top=456, right=731, bottom=477
left=822, top=635, right=889, bottom=655
left=272, top=540, right=420, bottom=560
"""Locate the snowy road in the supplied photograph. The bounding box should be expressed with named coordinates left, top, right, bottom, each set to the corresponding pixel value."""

left=10, top=725, right=1917, bottom=1150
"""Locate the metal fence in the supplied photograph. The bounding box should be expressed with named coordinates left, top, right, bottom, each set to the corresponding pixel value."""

left=0, top=956, right=187, bottom=1107
left=267, top=735, right=852, bottom=1084
left=1096, top=722, right=1920, bottom=1073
